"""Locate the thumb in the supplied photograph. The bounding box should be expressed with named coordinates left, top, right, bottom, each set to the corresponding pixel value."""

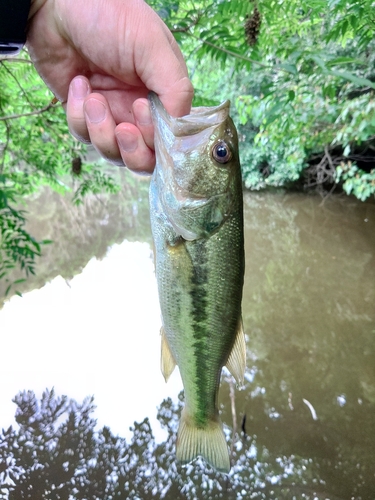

left=157, top=76, right=194, bottom=118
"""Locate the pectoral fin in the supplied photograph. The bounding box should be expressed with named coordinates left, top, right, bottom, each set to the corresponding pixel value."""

left=160, top=327, right=176, bottom=382
left=225, top=318, right=246, bottom=385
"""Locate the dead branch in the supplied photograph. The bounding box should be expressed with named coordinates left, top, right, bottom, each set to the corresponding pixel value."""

left=305, top=146, right=339, bottom=188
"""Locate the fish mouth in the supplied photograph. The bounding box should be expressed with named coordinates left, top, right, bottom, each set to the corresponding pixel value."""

left=148, top=91, right=231, bottom=200
left=148, top=91, right=230, bottom=138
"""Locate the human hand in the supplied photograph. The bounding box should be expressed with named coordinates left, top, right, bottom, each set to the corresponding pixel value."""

left=26, top=0, right=193, bottom=174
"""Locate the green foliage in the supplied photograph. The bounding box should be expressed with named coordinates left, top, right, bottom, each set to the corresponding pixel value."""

left=0, top=55, right=119, bottom=287
left=336, top=162, right=375, bottom=201
left=150, top=0, right=375, bottom=199
left=0, top=175, right=50, bottom=296
left=72, top=164, right=120, bottom=205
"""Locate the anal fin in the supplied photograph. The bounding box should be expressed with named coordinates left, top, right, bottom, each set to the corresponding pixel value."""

left=160, top=327, right=176, bottom=382
left=225, top=318, right=246, bottom=385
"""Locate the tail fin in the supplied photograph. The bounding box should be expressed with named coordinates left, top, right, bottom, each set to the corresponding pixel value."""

left=176, top=408, right=230, bottom=473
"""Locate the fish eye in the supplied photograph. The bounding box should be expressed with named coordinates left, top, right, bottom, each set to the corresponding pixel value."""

left=212, top=141, right=232, bottom=164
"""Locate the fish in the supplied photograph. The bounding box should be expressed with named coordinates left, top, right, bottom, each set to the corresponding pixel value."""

left=148, top=92, right=245, bottom=473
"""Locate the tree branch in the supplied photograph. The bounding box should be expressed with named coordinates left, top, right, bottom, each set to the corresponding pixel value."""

left=0, top=101, right=11, bottom=173
left=188, top=33, right=272, bottom=69
left=0, top=60, right=38, bottom=111
left=0, top=102, right=57, bottom=122
left=0, top=57, right=33, bottom=64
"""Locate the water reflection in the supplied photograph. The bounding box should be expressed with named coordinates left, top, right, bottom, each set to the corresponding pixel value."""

left=0, top=184, right=374, bottom=498
left=0, top=240, right=183, bottom=442
left=0, top=168, right=151, bottom=302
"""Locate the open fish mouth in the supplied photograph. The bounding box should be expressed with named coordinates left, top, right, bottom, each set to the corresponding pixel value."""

left=148, top=91, right=230, bottom=138
left=148, top=92, right=232, bottom=200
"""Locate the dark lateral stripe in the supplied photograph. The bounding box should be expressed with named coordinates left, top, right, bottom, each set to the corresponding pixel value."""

left=189, top=241, right=210, bottom=427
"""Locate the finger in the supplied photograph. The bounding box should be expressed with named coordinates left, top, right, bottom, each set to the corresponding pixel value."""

left=133, top=98, right=154, bottom=150
left=115, top=123, right=155, bottom=175
left=84, top=94, right=123, bottom=166
left=139, top=50, right=193, bottom=119
left=133, top=15, right=194, bottom=118
left=158, top=76, right=194, bottom=118
left=66, top=76, right=91, bottom=143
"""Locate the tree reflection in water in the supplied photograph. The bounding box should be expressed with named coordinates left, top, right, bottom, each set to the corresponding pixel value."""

left=0, top=384, right=374, bottom=499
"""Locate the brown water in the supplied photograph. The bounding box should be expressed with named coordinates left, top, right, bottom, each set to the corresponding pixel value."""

left=235, top=192, right=375, bottom=499
left=0, top=178, right=374, bottom=498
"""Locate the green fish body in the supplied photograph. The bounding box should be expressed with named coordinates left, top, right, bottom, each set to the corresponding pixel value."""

left=148, top=92, right=245, bottom=473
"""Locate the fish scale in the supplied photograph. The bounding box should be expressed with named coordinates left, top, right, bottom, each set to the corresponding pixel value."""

left=149, top=92, right=245, bottom=473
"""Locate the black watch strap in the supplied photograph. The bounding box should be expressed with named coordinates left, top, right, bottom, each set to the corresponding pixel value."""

left=0, top=0, right=32, bottom=55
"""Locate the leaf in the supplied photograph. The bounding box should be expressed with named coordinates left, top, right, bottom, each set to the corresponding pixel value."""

left=328, top=70, right=375, bottom=89
left=279, top=63, right=298, bottom=75
left=13, top=279, right=26, bottom=285
left=310, top=54, right=329, bottom=72
left=264, top=101, right=286, bottom=125
left=326, top=56, right=367, bottom=67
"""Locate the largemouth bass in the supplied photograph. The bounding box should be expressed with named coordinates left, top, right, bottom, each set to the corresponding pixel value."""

left=149, top=92, right=245, bottom=473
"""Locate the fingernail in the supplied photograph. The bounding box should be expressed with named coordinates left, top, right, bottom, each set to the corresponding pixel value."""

left=136, top=102, right=152, bottom=126
left=116, top=131, right=138, bottom=153
left=85, top=98, right=106, bottom=123
left=71, top=78, right=89, bottom=99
